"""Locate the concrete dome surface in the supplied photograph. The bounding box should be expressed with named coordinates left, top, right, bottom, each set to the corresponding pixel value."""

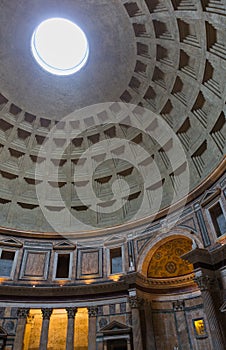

left=0, top=0, right=225, bottom=235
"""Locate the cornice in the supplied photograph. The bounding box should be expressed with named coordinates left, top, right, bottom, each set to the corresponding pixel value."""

left=0, top=271, right=197, bottom=301
left=135, top=272, right=196, bottom=290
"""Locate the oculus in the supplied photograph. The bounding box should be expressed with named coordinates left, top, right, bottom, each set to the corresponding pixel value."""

left=31, top=18, right=89, bottom=75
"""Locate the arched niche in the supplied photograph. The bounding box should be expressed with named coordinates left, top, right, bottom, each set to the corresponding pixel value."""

left=137, top=228, right=203, bottom=275
left=138, top=234, right=197, bottom=290
left=147, top=237, right=193, bottom=279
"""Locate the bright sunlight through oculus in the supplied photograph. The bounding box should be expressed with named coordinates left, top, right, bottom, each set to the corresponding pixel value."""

left=31, top=18, right=89, bottom=76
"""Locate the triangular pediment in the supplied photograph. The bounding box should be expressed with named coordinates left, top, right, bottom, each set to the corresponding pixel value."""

left=104, top=235, right=125, bottom=246
left=53, top=241, right=76, bottom=250
left=0, top=327, right=7, bottom=337
left=100, top=320, right=130, bottom=333
left=200, top=188, right=221, bottom=206
left=0, top=238, right=23, bottom=248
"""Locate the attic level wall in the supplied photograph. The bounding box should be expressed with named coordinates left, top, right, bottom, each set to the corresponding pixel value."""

left=0, top=173, right=224, bottom=286
left=150, top=295, right=211, bottom=350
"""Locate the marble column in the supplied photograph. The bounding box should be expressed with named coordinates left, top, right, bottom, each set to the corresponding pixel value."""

left=129, top=296, right=143, bottom=350
left=127, top=338, right=132, bottom=350
left=14, top=308, right=30, bottom=350
left=103, top=339, right=107, bottom=350
left=195, top=275, right=226, bottom=349
left=39, top=308, right=53, bottom=350
left=88, top=306, right=98, bottom=350
left=144, top=300, right=156, bottom=350
left=66, top=307, right=77, bottom=350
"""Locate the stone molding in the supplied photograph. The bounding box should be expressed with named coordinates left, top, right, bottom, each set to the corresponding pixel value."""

left=136, top=271, right=195, bottom=289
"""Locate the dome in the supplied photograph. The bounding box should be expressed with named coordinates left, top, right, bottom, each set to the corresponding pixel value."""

left=0, top=2, right=225, bottom=350
left=0, top=0, right=225, bottom=237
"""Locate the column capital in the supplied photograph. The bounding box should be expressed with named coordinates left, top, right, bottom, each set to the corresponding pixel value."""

left=173, top=300, right=185, bottom=311
left=143, top=299, right=152, bottom=308
left=87, top=306, right=98, bottom=318
left=66, top=307, right=78, bottom=319
left=129, top=295, right=144, bottom=309
left=194, top=275, right=214, bottom=291
left=41, top=308, right=53, bottom=320
left=17, top=308, right=30, bottom=319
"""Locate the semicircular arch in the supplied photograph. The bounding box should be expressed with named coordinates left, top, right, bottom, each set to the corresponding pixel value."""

left=137, top=228, right=203, bottom=276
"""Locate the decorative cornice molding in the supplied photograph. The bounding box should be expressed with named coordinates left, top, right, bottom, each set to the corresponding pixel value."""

left=136, top=272, right=195, bottom=289
left=0, top=271, right=198, bottom=302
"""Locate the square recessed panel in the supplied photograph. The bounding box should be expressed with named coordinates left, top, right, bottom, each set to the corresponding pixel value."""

left=77, top=248, right=102, bottom=279
left=19, top=249, right=50, bottom=280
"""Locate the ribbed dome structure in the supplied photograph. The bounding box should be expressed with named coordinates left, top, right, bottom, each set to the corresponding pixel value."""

left=0, top=0, right=225, bottom=234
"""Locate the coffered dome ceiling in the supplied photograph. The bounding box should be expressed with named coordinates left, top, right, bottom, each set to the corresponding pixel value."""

left=0, top=0, right=225, bottom=234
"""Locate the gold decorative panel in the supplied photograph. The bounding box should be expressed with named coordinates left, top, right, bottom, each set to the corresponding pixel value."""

left=48, top=309, right=67, bottom=350
left=23, top=309, right=42, bottom=350
left=147, top=238, right=193, bottom=278
left=74, top=308, right=88, bottom=349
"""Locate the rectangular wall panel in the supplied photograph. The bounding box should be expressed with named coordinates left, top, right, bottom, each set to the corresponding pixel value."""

left=19, top=249, right=50, bottom=280
left=77, top=248, right=102, bottom=279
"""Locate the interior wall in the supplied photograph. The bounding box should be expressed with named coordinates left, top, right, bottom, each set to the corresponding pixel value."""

left=151, top=296, right=212, bottom=350
left=74, top=308, right=88, bottom=350
left=48, top=309, right=67, bottom=350
left=23, top=309, right=42, bottom=350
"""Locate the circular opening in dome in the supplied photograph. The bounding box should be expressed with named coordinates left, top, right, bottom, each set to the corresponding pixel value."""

left=31, top=18, right=89, bottom=76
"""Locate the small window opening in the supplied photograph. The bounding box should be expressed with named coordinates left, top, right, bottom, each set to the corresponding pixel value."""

left=0, top=250, right=15, bottom=277
left=56, top=253, right=70, bottom=278
left=209, top=202, right=226, bottom=237
left=110, top=248, right=122, bottom=274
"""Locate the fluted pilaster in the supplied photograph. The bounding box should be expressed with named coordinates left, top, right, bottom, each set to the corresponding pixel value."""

left=14, top=308, right=30, bottom=350
left=195, top=275, right=225, bottom=349
left=129, top=296, right=143, bottom=350
left=39, top=308, right=53, bottom=350
left=88, top=306, right=98, bottom=350
left=66, top=307, right=78, bottom=350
